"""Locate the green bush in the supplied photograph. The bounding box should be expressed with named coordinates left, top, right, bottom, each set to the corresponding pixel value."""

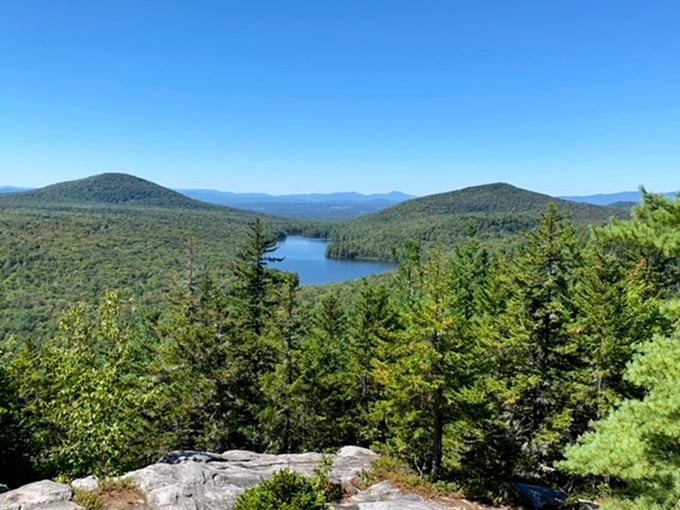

left=233, top=469, right=327, bottom=510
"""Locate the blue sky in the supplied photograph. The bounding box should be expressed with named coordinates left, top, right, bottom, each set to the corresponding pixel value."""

left=1, top=1, right=678, bottom=196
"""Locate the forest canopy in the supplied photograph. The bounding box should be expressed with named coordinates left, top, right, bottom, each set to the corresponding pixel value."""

left=1, top=183, right=678, bottom=509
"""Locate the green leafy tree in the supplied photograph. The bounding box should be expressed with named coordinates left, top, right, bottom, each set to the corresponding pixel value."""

left=14, top=291, right=156, bottom=477
left=0, top=347, right=28, bottom=486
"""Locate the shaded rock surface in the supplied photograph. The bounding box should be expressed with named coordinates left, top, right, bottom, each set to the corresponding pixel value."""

left=0, top=480, right=82, bottom=510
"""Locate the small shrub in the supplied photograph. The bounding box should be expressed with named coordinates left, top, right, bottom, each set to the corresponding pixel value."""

left=72, top=477, right=143, bottom=510
left=310, top=454, right=343, bottom=503
left=233, top=469, right=327, bottom=510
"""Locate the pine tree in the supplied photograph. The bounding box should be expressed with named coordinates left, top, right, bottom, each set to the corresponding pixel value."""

left=571, top=245, right=662, bottom=426
left=153, top=270, right=233, bottom=452
left=260, top=273, right=304, bottom=453
left=559, top=326, right=680, bottom=509
left=231, top=218, right=283, bottom=337
left=596, top=189, right=680, bottom=297
left=558, top=191, right=680, bottom=508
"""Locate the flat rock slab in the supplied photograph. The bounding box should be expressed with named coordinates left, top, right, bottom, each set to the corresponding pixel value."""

left=0, top=480, right=83, bottom=510
left=124, top=446, right=378, bottom=510
left=334, top=481, right=451, bottom=510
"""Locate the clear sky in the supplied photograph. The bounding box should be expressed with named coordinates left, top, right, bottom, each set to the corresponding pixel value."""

left=1, top=1, right=678, bottom=196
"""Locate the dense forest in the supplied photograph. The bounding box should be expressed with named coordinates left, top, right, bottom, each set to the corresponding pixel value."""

left=0, top=175, right=679, bottom=509
left=0, top=174, right=327, bottom=340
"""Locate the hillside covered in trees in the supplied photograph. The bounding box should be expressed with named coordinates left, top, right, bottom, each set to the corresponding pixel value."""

left=0, top=174, right=325, bottom=340
left=326, top=183, right=627, bottom=260
left=1, top=174, right=679, bottom=509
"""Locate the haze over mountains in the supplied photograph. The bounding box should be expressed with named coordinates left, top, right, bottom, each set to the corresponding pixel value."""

left=559, top=190, right=677, bottom=206
left=178, top=189, right=415, bottom=220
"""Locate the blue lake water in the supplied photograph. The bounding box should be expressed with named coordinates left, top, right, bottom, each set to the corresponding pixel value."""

left=271, top=236, right=397, bottom=286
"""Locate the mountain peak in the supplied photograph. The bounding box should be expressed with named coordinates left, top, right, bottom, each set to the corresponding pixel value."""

left=1, top=173, right=210, bottom=209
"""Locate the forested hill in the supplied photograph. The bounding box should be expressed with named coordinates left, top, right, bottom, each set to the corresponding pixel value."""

left=0, top=173, right=214, bottom=210
left=327, top=183, right=628, bottom=260
left=0, top=173, right=321, bottom=340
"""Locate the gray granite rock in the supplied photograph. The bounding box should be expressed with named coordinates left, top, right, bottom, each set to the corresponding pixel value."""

left=124, top=446, right=375, bottom=510
left=2, top=447, right=478, bottom=510
left=333, top=480, right=451, bottom=510
left=70, top=476, right=99, bottom=493
left=0, top=480, right=83, bottom=510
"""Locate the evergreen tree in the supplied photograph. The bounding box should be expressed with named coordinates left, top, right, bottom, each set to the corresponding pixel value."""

left=295, top=293, right=354, bottom=449
left=153, top=270, right=233, bottom=452
left=558, top=191, right=680, bottom=508
left=231, top=218, right=283, bottom=337
left=260, top=273, right=304, bottom=453
left=376, top=240, right=491, bottom=480
left=559, top=325, right=680, bottom=510
left=226, top=218, right=284, bottom=449
left=596, top=189, right=680, bottom=297
left=346, top=281, right=400, bottom=445
left=571, top=245, right=662, bottom=425
left=497, top=205, right=583, bottom=479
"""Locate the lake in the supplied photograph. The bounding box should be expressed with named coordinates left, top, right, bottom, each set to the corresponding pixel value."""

left=271, top=236, right=397, bottom=285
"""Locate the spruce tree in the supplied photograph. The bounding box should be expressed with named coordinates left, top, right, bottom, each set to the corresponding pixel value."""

left=295, top=293, right=354, bottom=449
left=153, top=270, right=233, bottom=452
left=226, top=218, right=284, bottom=449
left=497, top=205, right=583, bottom=479
left=346, top=281, right=400, bottom=445
left=376, top=239, right=491, bottom=480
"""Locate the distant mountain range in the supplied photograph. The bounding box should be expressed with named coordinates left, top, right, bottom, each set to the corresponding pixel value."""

left=560, top=190, right=677, bottom=206
left=0, top=186, right=32, bottom=193
left=2, top=176, right=677, bottom=221
left=177, top=189, right=415, bottom=220
left=178, top=189, right=414, bottom=204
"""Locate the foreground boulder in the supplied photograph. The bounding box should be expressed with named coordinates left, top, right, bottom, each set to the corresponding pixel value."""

left=0, top=480, right=83, bottom=510
left=123, top=446, right=377, bottom=510
left=336, top=480, right=457, bottom=509
left=0, top=447, right=511, bottom=510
